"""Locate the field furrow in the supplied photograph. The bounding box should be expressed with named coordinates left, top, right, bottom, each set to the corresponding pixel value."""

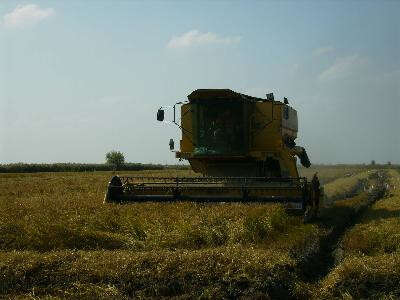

left=317, top=170, right=400, bottom=299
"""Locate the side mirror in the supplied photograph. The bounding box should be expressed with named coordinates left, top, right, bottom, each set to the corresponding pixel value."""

left=157, top=108, right=164, bottom=121
left=169, top=138, right=174, bottom=150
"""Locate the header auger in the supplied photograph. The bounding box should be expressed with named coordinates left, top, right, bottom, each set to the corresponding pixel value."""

left=105, top=89, right=322, bottom=221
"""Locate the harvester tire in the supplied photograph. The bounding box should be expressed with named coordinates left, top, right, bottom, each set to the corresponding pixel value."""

left=303, top=205, right=318, bottom=223
left=104, top=176, right=123, bottom=204
left=303, top=206, right=312, bottom=223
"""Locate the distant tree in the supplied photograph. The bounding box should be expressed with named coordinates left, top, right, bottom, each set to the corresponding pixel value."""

left=371, top=160, right=376, bottom=166
left=106, top=151, right=125, bottom=170
left=387, top=161, right=391, bottom=165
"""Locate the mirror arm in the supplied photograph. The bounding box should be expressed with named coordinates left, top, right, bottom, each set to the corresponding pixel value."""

left=171, top=101, right=194, bottom=144
left=159, top=101, right=196, bottom=147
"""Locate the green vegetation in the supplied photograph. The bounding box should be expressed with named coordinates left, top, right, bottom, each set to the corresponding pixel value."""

left=0, top=166, right=396, bottom=298
left=105, top=150, right=125, bottom=170
left=0, top=162, right=165, bottom=173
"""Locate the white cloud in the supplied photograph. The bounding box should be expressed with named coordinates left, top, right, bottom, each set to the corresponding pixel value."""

left=312, top=46, right=334, bottom=56
left=167, top=30, right=241, bottom=48
left=318, top=54, right=368, bottom=81
left=3, top=4, right=55, bottom=29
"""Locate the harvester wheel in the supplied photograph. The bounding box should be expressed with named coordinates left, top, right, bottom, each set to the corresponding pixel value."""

left=104, top=176, right=124, bottom=203
left=303, top=174, right=321, bottom=223
left=303, top=195, right=319, bottom=223
left=303, top=205, right=313, bottom=223
left=303, top=205, right=316, bottom=223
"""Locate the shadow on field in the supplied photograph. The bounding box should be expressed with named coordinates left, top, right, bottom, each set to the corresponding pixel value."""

left=299, top=170, right=389, bottom=283
left=358, top=208, right=400, bottom=223
left=298, top=204, right=362, bottom=282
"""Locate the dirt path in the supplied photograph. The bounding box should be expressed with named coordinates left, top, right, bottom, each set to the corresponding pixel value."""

left=299, top=170, right=389, bottom=284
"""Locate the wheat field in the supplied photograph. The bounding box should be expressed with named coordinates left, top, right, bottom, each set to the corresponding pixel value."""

left=0, top=166, right=397, bottom=299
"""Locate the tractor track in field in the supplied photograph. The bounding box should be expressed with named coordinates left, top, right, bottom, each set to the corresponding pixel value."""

left=298, top=170, right=390, bottom=284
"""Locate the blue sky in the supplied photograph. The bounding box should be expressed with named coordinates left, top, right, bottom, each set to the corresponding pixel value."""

left=0, top=1, right=399, bottom=164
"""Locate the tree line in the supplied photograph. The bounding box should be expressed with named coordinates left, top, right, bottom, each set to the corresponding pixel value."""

left=0, top=162, right=165, bottom=173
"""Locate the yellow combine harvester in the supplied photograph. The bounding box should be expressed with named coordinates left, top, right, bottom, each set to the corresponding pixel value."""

left=105, top=89, right=322, bottom=220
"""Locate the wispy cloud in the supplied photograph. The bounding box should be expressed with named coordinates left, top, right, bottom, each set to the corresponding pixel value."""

left=313, top=46, right=334, bottom=56
left=318, top=54, right=368, bottom=81
left=167, top=30, right=241, bottom=49
left=3, top=4, right=55, bottom=29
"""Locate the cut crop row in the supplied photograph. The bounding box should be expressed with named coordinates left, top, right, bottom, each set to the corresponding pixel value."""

left=317, top=170, right=399, bottom=299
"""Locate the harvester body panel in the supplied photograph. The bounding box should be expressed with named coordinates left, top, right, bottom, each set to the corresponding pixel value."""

left=177, top=89, right=301, bottom=178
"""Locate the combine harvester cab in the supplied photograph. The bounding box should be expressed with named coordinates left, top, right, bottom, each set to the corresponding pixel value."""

left=105, top=89, right=322, bottom=221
